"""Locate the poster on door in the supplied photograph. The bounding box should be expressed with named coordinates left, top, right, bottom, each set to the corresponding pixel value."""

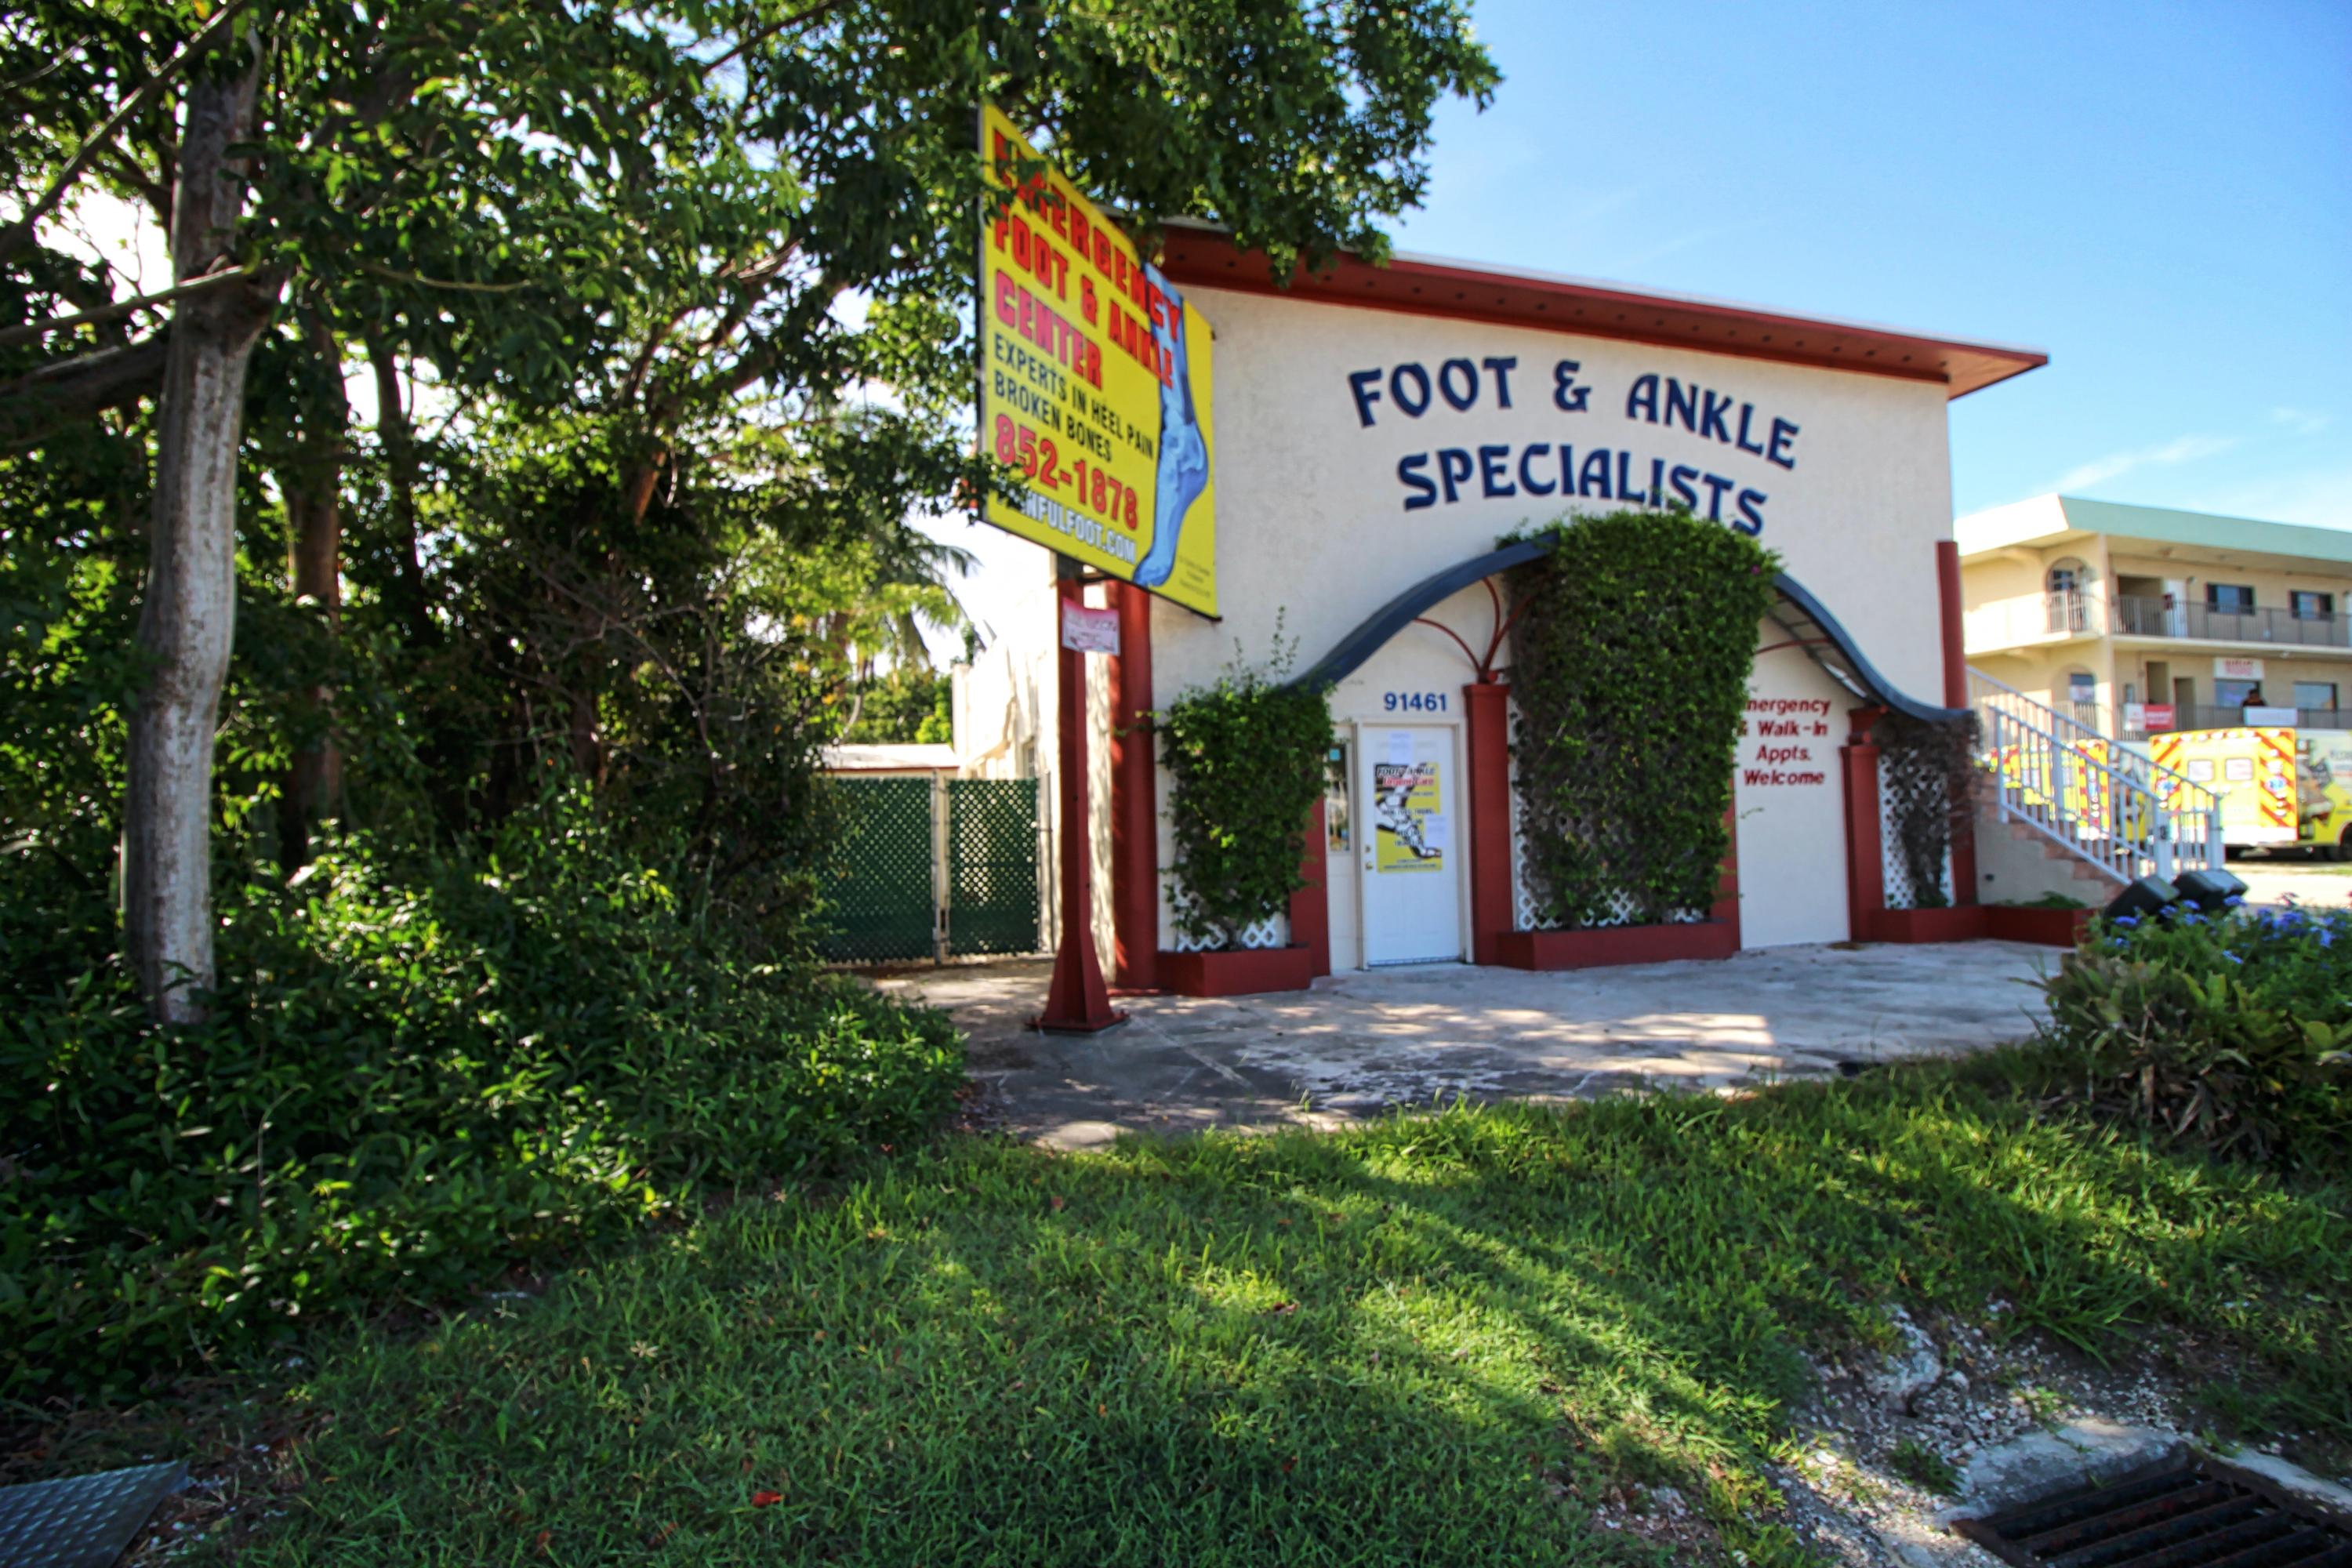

left=1373, top=761, right=1445, bottom=871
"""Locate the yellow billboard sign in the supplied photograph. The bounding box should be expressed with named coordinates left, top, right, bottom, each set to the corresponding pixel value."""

left=978, top=105, right=1218, bottom=617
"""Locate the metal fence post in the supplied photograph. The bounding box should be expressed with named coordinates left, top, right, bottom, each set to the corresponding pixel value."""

left=1036, top=774, right=1054, bottom=953
left=932, top=772, right=949, bottom=964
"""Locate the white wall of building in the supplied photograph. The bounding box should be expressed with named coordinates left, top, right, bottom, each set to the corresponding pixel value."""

left=987, top=281, right=1962, bottom=962
left=1171, top=289, right=1949, bottom=956
left=1734, top=633, right=1855, bottom=948
left=1147, top=287, right=1955, bottom=708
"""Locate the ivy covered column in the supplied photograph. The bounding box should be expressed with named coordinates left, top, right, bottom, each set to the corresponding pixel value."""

left=1155, top=652, right=1333, bottom=995
left=1463, top=680, right=1513, bottom=964
left=1841, top=706, right=1888, bottom=939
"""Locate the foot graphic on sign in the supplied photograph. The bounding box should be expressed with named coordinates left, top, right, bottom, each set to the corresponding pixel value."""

left=1134, top=261, right=1208, bottom=590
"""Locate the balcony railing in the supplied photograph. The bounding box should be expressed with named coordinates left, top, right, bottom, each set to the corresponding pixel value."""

left=2129, top=705, right=2352, bottom=737
left=1966, top=590, right=2352, bottom=652
left=2112, top=594, right=2352, bottom=648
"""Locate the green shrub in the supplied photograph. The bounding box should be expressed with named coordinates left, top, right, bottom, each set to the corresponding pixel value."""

left=2039, top=897, right=2351, bottom=1165
left=0, top=789, right=962, bottom=1397
left=1155, top=639, right=1332, bottom=949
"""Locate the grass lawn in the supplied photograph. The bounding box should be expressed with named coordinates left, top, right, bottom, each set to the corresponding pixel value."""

left=221, top=1050, right=2349, bottom=1566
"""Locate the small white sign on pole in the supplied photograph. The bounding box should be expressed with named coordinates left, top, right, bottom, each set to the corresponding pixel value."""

left=1059, top=601, right=1121, bottom=656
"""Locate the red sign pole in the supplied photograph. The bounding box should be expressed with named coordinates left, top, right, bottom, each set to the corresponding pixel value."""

left=1036, top=564, right=1123, bottom=1033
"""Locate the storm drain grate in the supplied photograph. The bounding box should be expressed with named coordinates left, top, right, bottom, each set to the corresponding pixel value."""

left=1957, top=1456, right=2352, bottom=1568
left=0, top=1461, right=187, bottom=1568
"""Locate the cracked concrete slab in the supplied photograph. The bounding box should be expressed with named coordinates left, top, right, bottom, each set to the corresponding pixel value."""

left=877, top=939, right=2056, bottom=1148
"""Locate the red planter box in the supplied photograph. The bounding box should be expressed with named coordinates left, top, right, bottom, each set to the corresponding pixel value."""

left=1985, top=905, right=2095, bottom=947
left=1861, top=906, right=1991, bottom=943
left=1494, top=920, right=1738, bottom=971
left=1157, top=945, right=1319, bottom=997
left=1860, top=905, right=2092, bottom=947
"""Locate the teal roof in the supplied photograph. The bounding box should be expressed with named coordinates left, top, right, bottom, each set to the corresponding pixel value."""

left=1957, top=495, right=2352, bottom=565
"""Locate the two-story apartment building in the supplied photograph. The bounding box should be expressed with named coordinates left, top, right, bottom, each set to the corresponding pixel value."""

left=1958, top=495, right=2352, bottom=740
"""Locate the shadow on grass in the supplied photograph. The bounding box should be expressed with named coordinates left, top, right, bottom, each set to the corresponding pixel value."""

left=240, top=1052, right=2351, bottom=1567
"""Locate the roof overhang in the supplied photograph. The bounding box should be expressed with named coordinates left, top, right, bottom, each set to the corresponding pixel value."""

left=1157, top=221, right=2048, bottom=401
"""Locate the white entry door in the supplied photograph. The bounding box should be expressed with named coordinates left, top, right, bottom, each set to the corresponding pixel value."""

left=1358, top=724, right=1465, bottom=965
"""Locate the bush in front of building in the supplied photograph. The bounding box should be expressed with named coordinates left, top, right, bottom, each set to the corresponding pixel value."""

left=0, top=786, right=964, bottom=1399
left=1508, top=508, right=1780, bottom=927
left=1155, top=640, right=1333, bottom=949
left=2040, top=897, right=2352, bottom=1166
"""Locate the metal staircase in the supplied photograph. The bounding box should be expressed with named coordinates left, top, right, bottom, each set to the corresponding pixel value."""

left=1969, top=669, right=2225, bottom=886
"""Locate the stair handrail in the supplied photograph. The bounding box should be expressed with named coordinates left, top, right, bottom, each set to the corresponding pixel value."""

left=1966, top=667, right=2222, bottom=818
left=1974, top=703, right=2217, bottom=883
left=1966, top=669, right=2225, bottom=884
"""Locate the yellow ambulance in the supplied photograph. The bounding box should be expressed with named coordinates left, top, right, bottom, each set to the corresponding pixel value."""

left=2151, top=727, right=2352, bottom=859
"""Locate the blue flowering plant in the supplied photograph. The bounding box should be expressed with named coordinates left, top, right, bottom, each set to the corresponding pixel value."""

left=2040, top=891, right=2351, bottom=1165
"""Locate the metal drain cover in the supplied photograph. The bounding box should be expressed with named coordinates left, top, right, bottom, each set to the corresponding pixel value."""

left=1957, top=1455, right=2352, bottom=1567
left=0, top=1461, right=187, bottom=1568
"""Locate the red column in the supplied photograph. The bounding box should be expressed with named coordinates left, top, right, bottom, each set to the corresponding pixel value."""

left=1842, top=705, right=1887, bottom=942
left=1936, top=539, right=1980, bottom=905
left=1289, top=798, right=1331, bottom=978
left=1107, top=582, right=1159, bottom=991
left=1462, top=681, right=1513, bottom=965
left=1037, top=571, right=1121, bottom=1032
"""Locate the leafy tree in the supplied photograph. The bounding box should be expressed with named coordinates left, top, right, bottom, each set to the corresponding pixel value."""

left=2, top=0, right=1497, bottom=1015
left=842, top=665, right=953, bottom=746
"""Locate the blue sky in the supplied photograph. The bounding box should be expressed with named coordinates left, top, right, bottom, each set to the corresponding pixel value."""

left=1386, top=0, right=2350, bottom=528
left=930, top=0, right=2347, bottom=651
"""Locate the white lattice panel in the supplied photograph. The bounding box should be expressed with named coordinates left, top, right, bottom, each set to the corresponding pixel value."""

left=1167, top=913, right=1288, bottom=953
left=1878, top=763, right=1954, bottom=910
left=1509, top=698, right=1711, bottom=930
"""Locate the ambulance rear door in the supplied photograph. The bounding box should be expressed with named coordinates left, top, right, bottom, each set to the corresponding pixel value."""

left=2152, top=728, right=2296, bottom=848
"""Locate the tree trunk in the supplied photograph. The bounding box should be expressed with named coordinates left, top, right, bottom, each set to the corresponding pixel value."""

left=568, top=690, right=604, bottom=782
left=366, top=331, right=430, bottom=641
left=278, top=303, right=346, bottom=872
left=122, top=56, right=277, bottom=1022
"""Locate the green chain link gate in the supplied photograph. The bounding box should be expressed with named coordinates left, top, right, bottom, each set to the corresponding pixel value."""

left=817, top=775, right=1042, bottom=964
left=948, top=779, right=1044, bottom=956
left=818, top=778, right=937, bottom=964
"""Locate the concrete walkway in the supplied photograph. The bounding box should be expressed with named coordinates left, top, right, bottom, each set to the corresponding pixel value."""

left=2226, top=855, right=2352, bottom=911
left=880, top=941, right=2058, bottom=1149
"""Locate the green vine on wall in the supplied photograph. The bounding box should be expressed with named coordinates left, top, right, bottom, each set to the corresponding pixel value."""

left=1507, top=509, right=1780, bottom=927
left=1155, top=630, right=1333, bottom=949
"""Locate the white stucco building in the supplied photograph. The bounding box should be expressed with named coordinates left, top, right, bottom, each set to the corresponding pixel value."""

left=956, top=228, right=2047, bottom=993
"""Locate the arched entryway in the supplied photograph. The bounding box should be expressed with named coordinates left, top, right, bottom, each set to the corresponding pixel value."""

left=1281, top=535, right=1969, bottom=971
